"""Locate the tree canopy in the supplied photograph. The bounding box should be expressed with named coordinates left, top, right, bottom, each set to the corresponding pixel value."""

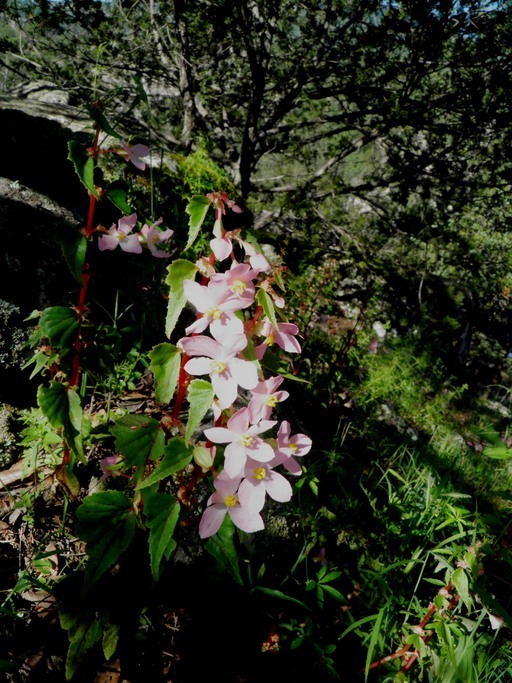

left=3, top=0, right=512, bottom=380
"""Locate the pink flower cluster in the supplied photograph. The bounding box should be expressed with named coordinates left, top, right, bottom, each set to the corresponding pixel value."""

left=97, top=140, right=173, bottom=258
left=177, top=193, right=312, bottom=539
left=98, top=214, right=174, bottom=258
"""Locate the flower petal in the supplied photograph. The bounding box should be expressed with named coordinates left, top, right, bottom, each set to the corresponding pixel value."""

left=223, top=443, right=247, bottom=478
left=203, top=427, right=238, bottom=444
left=210, top=315, right=244, bottom=337
left=210, top=236, right=233, bottom=261
left=226, top=408, right=250, bottom=434
left=184, top=357, right=214, bottom=376
left=229, top=358, right=258, bottom=391
left=98, top=234, right=119, bottom=251
left=265, top=471, right=293, bottom=502
left=246, top=439, right=275, bottom=463
left=228, top=506, right=264, bottom=533
left=238, top=478, right=266, bottom=512
left=184, top=317, right=210, bottom=335
left=183, top=280, right=209, bottom=312
left=199, top=504, right=227, bottom=539
left=211, top=370, right=238, bottom=408
left=119, top=234, right=143, bottom=254
left=180, top=335, right=221, bottom=359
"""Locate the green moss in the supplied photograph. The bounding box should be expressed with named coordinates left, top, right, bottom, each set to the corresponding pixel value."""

left=174, top=147, right=235, bottom=196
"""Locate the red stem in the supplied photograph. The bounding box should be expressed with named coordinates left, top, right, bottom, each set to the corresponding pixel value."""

left=68, top=123, right=101, bottom=390
left=172, top=353, right=190, bottom=419
left=367, top=580, right=457, bottom=673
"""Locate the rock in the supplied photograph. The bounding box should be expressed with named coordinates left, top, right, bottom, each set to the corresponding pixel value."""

left=0, top=100, right=91, bottom=405
left=0, top=404, right=20, bottom=470
left=0, top=100, right=90, bottom=212
left=0, top=299, right=27, bottom=372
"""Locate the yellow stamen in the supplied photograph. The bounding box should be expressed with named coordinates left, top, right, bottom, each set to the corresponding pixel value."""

left=210, top=360, right=226, bottom=374
left=289, top=442, right=298, bottom=452
left=265, top=332, right=275, bottom=346
left=117, top=232, right=125, bottom=240
left=253, top=467, right=267, bottom=480
left=240, top=434, right=254, bottom=447
left=224, top=494, right=238, bottom=507
left=206, top=306, right=222, bottom=320
left=231, top=279, right=247, bottom=294
left=266, top=395, right=279, bottom=407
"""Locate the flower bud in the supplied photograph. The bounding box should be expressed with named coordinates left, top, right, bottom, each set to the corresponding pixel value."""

left=193, top=443, right=216, bottom=471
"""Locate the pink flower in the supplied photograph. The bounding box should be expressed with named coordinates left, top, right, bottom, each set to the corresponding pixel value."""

left=210, top=263, right=258, bottom=308
left=199, top=475, right=264, bottom=538
left=206, top=191, right=243, bottom=217
left=210, top=234, right=234, bottom=261
left=119, top=141, right=150, bottom=171
left=210, top=229, right=261, bottom=263
left=250, top=253, right=270, bottom=273
left=140, top=219, right=174, bottom=258
left=100, top=454, right=120, bottom=480
left=183, top=279, right=246, bottom=336
left=238, top=456, right=292, bottom=512
left=98, top=213, right=142, bottom=254
left=179, top=333, right=258, bottom=409
left=254, top=320, right=301, bottom=359
left=196, top=256, right=216, bottom=279
left=247, top=375, right=289, bottom=423
left=271, top=421, right=312, bottom=475
left=204, top=407, right=276, bottom=478
left=207, top=191, right=243, bottom=261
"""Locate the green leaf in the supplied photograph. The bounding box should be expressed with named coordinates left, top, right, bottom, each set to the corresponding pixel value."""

left=54, top=226, right=87, bottom=284
left=102, top=622, right=119, bottom=660
left=144, top=492, right=180, bottom=580
left=256, top=288, right=279, bottom=330
left=319, top=570, right=342, bottom=584
left=105, top=180, right=133, bottom=214
left=164, top=259, right=198, bottom=338
left=252, top=586, right=310, bottom=610
left=321, top=584, right=344, bottom=602
left=39, top=306, right=79, bottom=348
left=23, top=349, right=60, bottom=379
left=204, top=515, right=243, bottom=585
left=483, top=445, right=512, bottom=459
left=186, top=379, right=215, bottom=445
left=452, top=567, right=471, bottom=608
left=273, top=267, right=286, bottom=291
left=37, top=383, right=84, bottom=461
left=472, top=425, right=502, bottom=445
left=67, top=140, right=99, bottom=199
left=138, top=438, right=193, bottom=489
left=339, top=613, right=380, bottom=640
left=365, top=605, right=387, bottom=681
left=76, top=491, right=136, bottom=588
left=149, top=343, right=181, bottom=404
left=63, top=615, right=102, bottom=680
left=133, top=75, right=149, bottom=104
left=86, top=104, right=122, bottom=139
left=111, top=414, right=164, bottom=476
left=185, top=195, right=210, bottom=250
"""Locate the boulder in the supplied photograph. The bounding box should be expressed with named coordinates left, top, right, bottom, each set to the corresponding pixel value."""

left=0, top=100, right=91, bottom=405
